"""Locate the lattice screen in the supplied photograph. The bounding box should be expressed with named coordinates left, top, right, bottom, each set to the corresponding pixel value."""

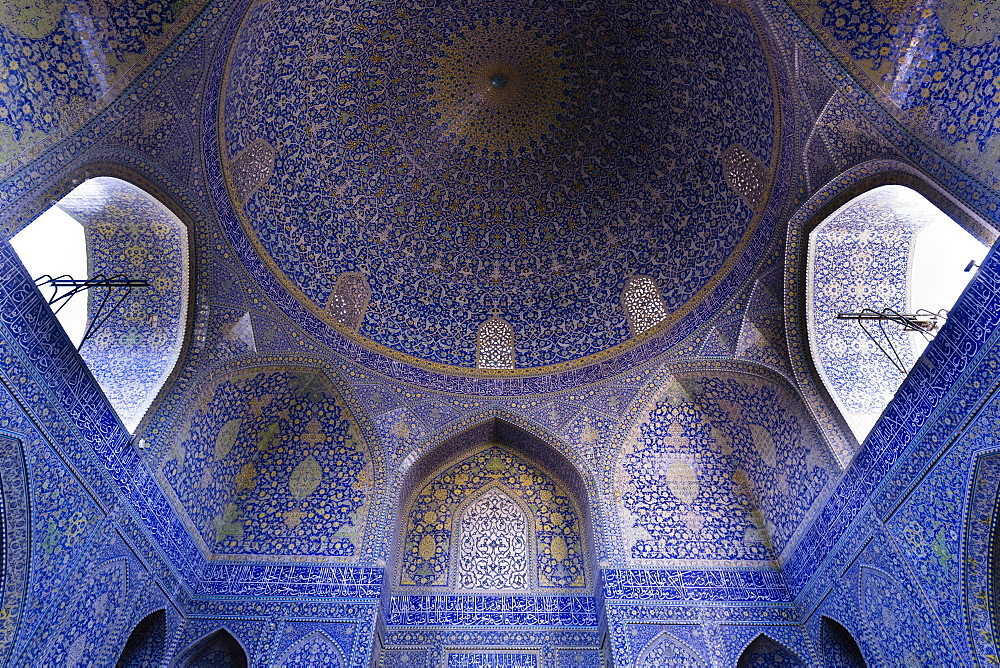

left=457, top=488, right=529, bottom=590
left=326, top=271, right=371, bottom=331
left=230, top=138, right=275, bottom=204
left=622, top=276, right=668, bottom=335
left=477, top=316, right=515, bottom=369
left=722, top=144, right=768, bottom=211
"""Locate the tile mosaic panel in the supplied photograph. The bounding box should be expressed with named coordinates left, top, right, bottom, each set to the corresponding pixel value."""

left=35, top=558, right=129, bottom=666
left=273, top=630, right=344, bottom=668
left=0, top=0, right=210, bottom=170
left=160, top=366, right=373, bottom=560
left=398, top=445, right=587, bottom=591
left=616, top=371, right=833, bottom=564
left=790, top=0, right=1000, bottom=182
left=629, top=627, right=705, bottom=667
left=54, top=176, right=189, bottom=431
left=214, top=0, right=779, bottom=370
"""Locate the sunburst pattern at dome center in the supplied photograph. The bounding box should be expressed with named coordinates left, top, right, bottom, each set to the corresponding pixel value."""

left=428, top=19, right=570, bottom=158
left=218, top=0, right=779, bottom=369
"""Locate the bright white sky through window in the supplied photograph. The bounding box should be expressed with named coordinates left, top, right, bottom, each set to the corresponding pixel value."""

left=10, top=206, right=88, bottom=347
left=909, top=206, right=988, bottom=357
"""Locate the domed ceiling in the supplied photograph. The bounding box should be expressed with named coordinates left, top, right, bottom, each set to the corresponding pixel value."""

left=216, top=0, right=779, bottom=372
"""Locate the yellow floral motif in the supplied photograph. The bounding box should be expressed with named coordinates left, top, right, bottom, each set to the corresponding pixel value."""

left=214, top=418, right=242, bottom=460
left=419, top=534, right=436, bottom=559
left=235, top=461, right=256, bottom=491
left=549, top=535, right=568, bottom=562
left=289, top=455, right=323, bottom=499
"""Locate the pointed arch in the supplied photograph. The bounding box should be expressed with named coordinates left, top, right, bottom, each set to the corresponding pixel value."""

left=174, top=628, right=248, bottom=668
left=394, top=444, right=588, bottom=591
left=116, top=609, right=167, bottom=667
left=783, top=161, right=998, bottom=460
left=390, top=414, right=600, bottom=575
left=621, top=275, right=668, bottom=336
left=275, top=630, right=344, bottom=667
left=805, top=183, right=989, bottom=443
left=7, top=174, right=192, bottom=432
left=963, top=449, right=1000, bottom=665
left=736, top=634, right=807, bottom=667
left=476, top=316, right=515, bottom=369
left=819, top=616, right=866, bottom=667
left=636, top=629, right=708, bottom=667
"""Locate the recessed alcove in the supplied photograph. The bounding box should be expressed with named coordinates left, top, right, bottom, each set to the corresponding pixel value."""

left=378, top=417, right=600, bottom=659
left=820, top=616, right=867, bottom=667
left=807, top=184, right=990, bottom=442
left=115, top=609, right=166, bottom=667
left=8, top=176, right=190, bottom=432
left=175, top=629, right=248, bottom=668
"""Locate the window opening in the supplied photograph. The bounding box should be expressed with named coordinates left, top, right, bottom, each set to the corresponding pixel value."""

left=8, top=177, right=190, bottom=432
left=326, top=271, right=370, bottom=331
left=230, top=138, right=275, bottom=204
left=723, top=144, right=768, bottom=211
left=477, top=316, right=515, bottom=369
left=622, top=275, right=668, bottom=336
left=35, top=275, right=150, bottom=349
left=10, top=205, right=89, bottom=346
left=807, top=184, right=989, bottom=442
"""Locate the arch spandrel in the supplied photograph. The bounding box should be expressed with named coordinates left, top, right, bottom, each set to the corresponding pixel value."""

left=611, top=364, right=837, bottom=566
left=159, top=363, right=377, bottom=562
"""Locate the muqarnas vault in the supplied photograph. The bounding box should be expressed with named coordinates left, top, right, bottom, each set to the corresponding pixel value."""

left=1, top=0, right=1000, bottom=665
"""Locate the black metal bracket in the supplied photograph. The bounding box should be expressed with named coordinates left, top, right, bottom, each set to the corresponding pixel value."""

left=835, top=308, right=945, bottom=374
left=35, top=274, right=149, bottom=349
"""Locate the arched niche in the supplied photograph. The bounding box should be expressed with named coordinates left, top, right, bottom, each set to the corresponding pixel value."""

left=736, top=634, right=807, bottom=667
left=8, top=175, right=191, bottom=432
left=174, top=628, right=248, bottom=668
left=392, top=430, right=594, bottom=592
left=806, top=183, right=991, bottom=443
left=378, top=417, right=599, bottom=645
left=0, top=433, right=29, bottom=667
left=116, top=609, right=167, bottom=667
left=819, top=616, right=866, bottom=667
